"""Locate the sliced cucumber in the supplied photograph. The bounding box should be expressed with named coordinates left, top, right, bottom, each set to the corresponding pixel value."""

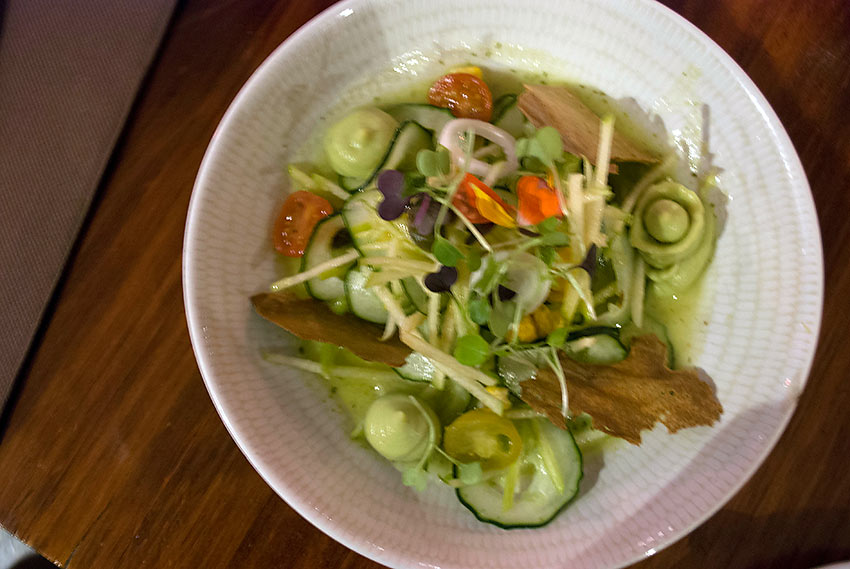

left=302, top=215, right=355, bottom=301
left=342, top=189, right=414, bottom=257
left=393, top=351, right=438, bottom=382
left=492, top=93, right=517, bottom=119
left=343, top=120, right=432, bottom=193
left=344, top=265, right=389, bottom=324
left=339, top=175, right=365, bottom=192
left=563, top=333, right=627, bottom=365
left=457, top=418, right=582, bottom=529
left=492, top=94, right=529, bottom=139
left=287, top=164, right=346, bottom=206
left=385, top=104, right=454, bottom=135
left=400, top=277, right=429, bottom=313
left=496, top=347, right=549, bottom=396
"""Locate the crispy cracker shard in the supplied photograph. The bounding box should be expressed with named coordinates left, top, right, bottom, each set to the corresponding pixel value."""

left=520, top=335, right=722, bottom=444
left=518, top=84, right=659, bottom=165
left=251, top=292, right=412, bottom=367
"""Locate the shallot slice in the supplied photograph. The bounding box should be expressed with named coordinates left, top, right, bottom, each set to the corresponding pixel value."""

left=437, top=118, right=518, bottom=179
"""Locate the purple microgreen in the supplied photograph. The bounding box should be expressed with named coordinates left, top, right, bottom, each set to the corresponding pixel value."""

left=497, top=285, right=517, bottom=301
left=376, top=169, right=410, bottom=221
left=378, top=196, right=407, bottom=220
left=414, top=194, right=437, bottom=235
left=424, top=265, right=458, bottom=293
left=579, top=243, right=598, bottom=279
left=377, top=169, right=405, bottom=198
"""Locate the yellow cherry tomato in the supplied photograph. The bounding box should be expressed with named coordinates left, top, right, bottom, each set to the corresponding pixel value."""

left=443, top=409, right=522, bottom=470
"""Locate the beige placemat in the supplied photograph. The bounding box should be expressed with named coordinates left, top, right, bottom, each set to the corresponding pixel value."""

left=0, top=0, right=177, bottom=417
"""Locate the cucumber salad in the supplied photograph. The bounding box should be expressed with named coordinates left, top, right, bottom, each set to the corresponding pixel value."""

left=252, top=67, right=723, bottom=528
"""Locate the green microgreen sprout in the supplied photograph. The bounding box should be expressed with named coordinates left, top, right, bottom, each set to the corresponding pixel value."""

left=416, top=147, right=451, bottom=178
left=432, top=237, right=465, bottom=267
left=516, top=126, right=564, bottom=170
left=434, top=447, right=484, bottom=486
left=401, top=396, right=439, bottom=492
left=453, top=333, right=491, bottom=367
left=546, top=327, right=569, bottom=349
left=467, top=295, right=491, bottom=325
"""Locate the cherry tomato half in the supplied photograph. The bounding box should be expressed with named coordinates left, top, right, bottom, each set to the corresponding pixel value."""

left=427, top=73, right=493, bottom=122
left=443, top=409, right=522, bottom=470
left=273, top=191, right=333, bottom=257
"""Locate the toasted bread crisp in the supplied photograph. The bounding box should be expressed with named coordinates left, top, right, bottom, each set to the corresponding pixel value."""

left=520, top=335, right=722, bottom=444
left=518, top=84, right=658, bottom=165
left=251, top=292, right=412, bottom=367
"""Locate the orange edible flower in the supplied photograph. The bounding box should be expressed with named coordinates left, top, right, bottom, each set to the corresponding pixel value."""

left=453, top=173, right=516, bottom=227
left=517, top=175, right=563, bottom=226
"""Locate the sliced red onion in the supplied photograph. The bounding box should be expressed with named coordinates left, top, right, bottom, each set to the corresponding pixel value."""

left=437, top=118, right=518, bottom=179
left=424, top=265, right=458, bottom=293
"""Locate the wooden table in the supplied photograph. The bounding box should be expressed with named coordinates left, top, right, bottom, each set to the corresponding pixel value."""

left=1, top=1, right=848, bottom=567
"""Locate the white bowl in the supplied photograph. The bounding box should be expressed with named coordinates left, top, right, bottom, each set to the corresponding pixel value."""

left=183, top=1, right=823, bottom=567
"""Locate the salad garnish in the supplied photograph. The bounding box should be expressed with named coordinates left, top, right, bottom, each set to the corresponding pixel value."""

left=251, top=65, right=723, bottom=528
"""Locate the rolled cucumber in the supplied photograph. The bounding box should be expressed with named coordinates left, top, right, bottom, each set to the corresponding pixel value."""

left=338, top=120, right=432, bottom=193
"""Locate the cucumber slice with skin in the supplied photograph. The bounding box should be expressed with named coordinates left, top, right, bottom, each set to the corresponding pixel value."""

left=492, top=94, right=529, bottom=139
left=456, top=418, right=582, bottom=529
left=342, top=120, right=432, bottom=193
left=401, top=277, right=429, bottom=313
left=385, top=104, right=454, bottom=135
left=492, top=93, right=517, bottom=120
left=344, top=265, right=389, bottom=324
left=302, top=215, right=355, bottom=301
left=563, top=334, right=627, bottom=365
left=393, top=351, right=438, bottom=382
left=342, top=189, right=416, bottom=258
left=496, top=328, right=625, bottom=393
left=339, top=175, right=365, bottom=192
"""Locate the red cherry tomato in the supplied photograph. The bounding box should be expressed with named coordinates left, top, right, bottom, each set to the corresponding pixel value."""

left=427, top=73, right=493, bottom=122
left=273, top=191, right=333, bottom=257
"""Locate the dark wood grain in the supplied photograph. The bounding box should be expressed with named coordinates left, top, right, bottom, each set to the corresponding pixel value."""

left=1, top=1, right=848, bottom=568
